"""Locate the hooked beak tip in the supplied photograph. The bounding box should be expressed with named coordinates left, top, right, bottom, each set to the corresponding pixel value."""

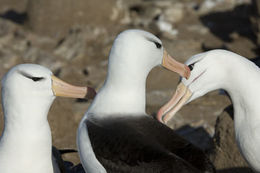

left=162, top=50, right=190, bottom=79
left=157, top=82, right=192, bottom=124
left=157, top=108, right=168, bottom=124
left=156, top=111, right=163, bottom=123
left=86, top=86, right=96, bottom=99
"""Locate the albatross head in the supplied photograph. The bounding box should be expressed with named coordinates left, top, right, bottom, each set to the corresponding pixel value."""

left=79, top=30, right=191, bottom=172
left=157, top=49, right=235, bottom=123
left=107, top=29, right=190, bottom=81
left=88, top=29, right=190, bottom=116
left=1, top=64, right=96, bottom=118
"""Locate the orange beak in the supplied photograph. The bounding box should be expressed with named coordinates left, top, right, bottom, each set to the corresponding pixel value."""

left=157, top=82, right=192, bottom=123
left=51, top=75, right=96, bottom=99
left=162, top=50, right=190, bottom=79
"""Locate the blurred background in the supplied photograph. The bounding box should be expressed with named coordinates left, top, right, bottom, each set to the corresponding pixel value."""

left=0, top=0, right=259, bottom=172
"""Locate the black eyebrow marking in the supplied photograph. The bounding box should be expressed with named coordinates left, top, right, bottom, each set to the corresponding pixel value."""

left=187, top=58, right=203, bottom=71
left=188, top=63, right=194, bottom=71
left=154, top=42, right=162, bottom=48
left=146, top=37, right=162, bottom=48
left=19, top=71, right=45, bottom=82
left=31, top=77, right=45, bottom=82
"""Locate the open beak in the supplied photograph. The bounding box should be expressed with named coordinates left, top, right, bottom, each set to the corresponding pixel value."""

left=157, top=82, right=192, bottom=123
left=162, top=50, right=190, bottom=79
left=51, top=75, right=96, bottom=99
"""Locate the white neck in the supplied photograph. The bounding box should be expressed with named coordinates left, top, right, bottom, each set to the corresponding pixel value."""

left=223, top=59, right=260, bottom=128
left=223, top=58, right=260, bottom=171
left=0, top=96, right=55, bottom=173
left=87, top=60, right=152, bottom=118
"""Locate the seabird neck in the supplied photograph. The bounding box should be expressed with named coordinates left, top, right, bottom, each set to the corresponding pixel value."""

left=0, top=95, right=55, bottom=173
left=223, top=58, right=260, bottom=127
left=222, top=57, right=260, bottom=170
left=2, top=94, right=54, bottom=128
left=88, top=62, right=151, bottom=117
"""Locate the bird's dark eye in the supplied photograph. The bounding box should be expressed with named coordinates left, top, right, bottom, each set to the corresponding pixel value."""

left=31, top=77, right=44, bottom=82
left=154, top=42, right=162, bottom=49
left=188, top=63, right=195, bottom=71
left=19, top=71, right=45, bottom=82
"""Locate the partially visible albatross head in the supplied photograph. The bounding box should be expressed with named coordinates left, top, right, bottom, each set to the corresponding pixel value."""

left=157, top=49, right=238, bottom=123
left=1, top=64, right=96, bottom=119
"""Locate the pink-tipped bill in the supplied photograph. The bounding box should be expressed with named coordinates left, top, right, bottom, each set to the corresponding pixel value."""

left=157, top=82, right=192, bottom=124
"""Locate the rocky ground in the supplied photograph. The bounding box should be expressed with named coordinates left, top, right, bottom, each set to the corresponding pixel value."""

left=0, top=0, right=258, bottom=172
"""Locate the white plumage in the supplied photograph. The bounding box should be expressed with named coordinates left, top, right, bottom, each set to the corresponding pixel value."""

left=0, top=64, right=94, bottom=173
left=158, top=49, right=260, bottom=172
left=77, top=29, right=190, bottom=172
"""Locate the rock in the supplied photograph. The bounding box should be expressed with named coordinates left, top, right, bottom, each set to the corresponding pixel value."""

left=200, top=0, right=218, bottom=13
left=210, top=105, right=253, bottom=172
left=54, top=27, right=87, bottom=61
left=25, top=0, right=118, bottom=38
left=199, top=0, right=251, bottom=14
left=187, top=24, right=209, bottom=35
left=147, top=89, right=173, bottom=106
left=154, top=2, right=184, bottom=38
left=0, top=50, right=20, bottom=69
left=155, top=18, right=179, bottom=39
left=251, top=0, right=260, bottom=46
left=127, top=1, right=183, bottom=38
left=175, top=125, right=214, bottom=151
left=23, top=47, right=64, bottom=71
left=0, top=18, right=65, bottom=73
left=54, top=25, right=110, bottom=62
left=0, top=0, right=28, bottom=13
left=163, top=3, right=184, bottom=24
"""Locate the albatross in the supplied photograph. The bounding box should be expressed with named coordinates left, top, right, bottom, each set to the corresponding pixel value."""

left=157, top=49, right=260, bottom=172
left=77, top=29, right=214, bottom=173
left=0, top=64, right=96, bottom=173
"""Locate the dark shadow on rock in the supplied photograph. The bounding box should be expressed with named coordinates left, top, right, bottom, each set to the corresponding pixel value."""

left=250, top=56, right=260, bottom=67
left=53, top=146, right=81, bottom=173
left=175, top=125, right=213, bottom=151
left=210, top=105, right=251, bottom=170
left=150, top=114, right=213, bottom=151
left=217, top=167, right=253, bottom=173
left=76, top=98, right=89, bottom=103
left=0, top=10, right=27, bottom=24
left=200, top=4, right=255, bottom=43
left=223, top=104, right=233, bottom=120
left=71, top=163, right=85, bottom=173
